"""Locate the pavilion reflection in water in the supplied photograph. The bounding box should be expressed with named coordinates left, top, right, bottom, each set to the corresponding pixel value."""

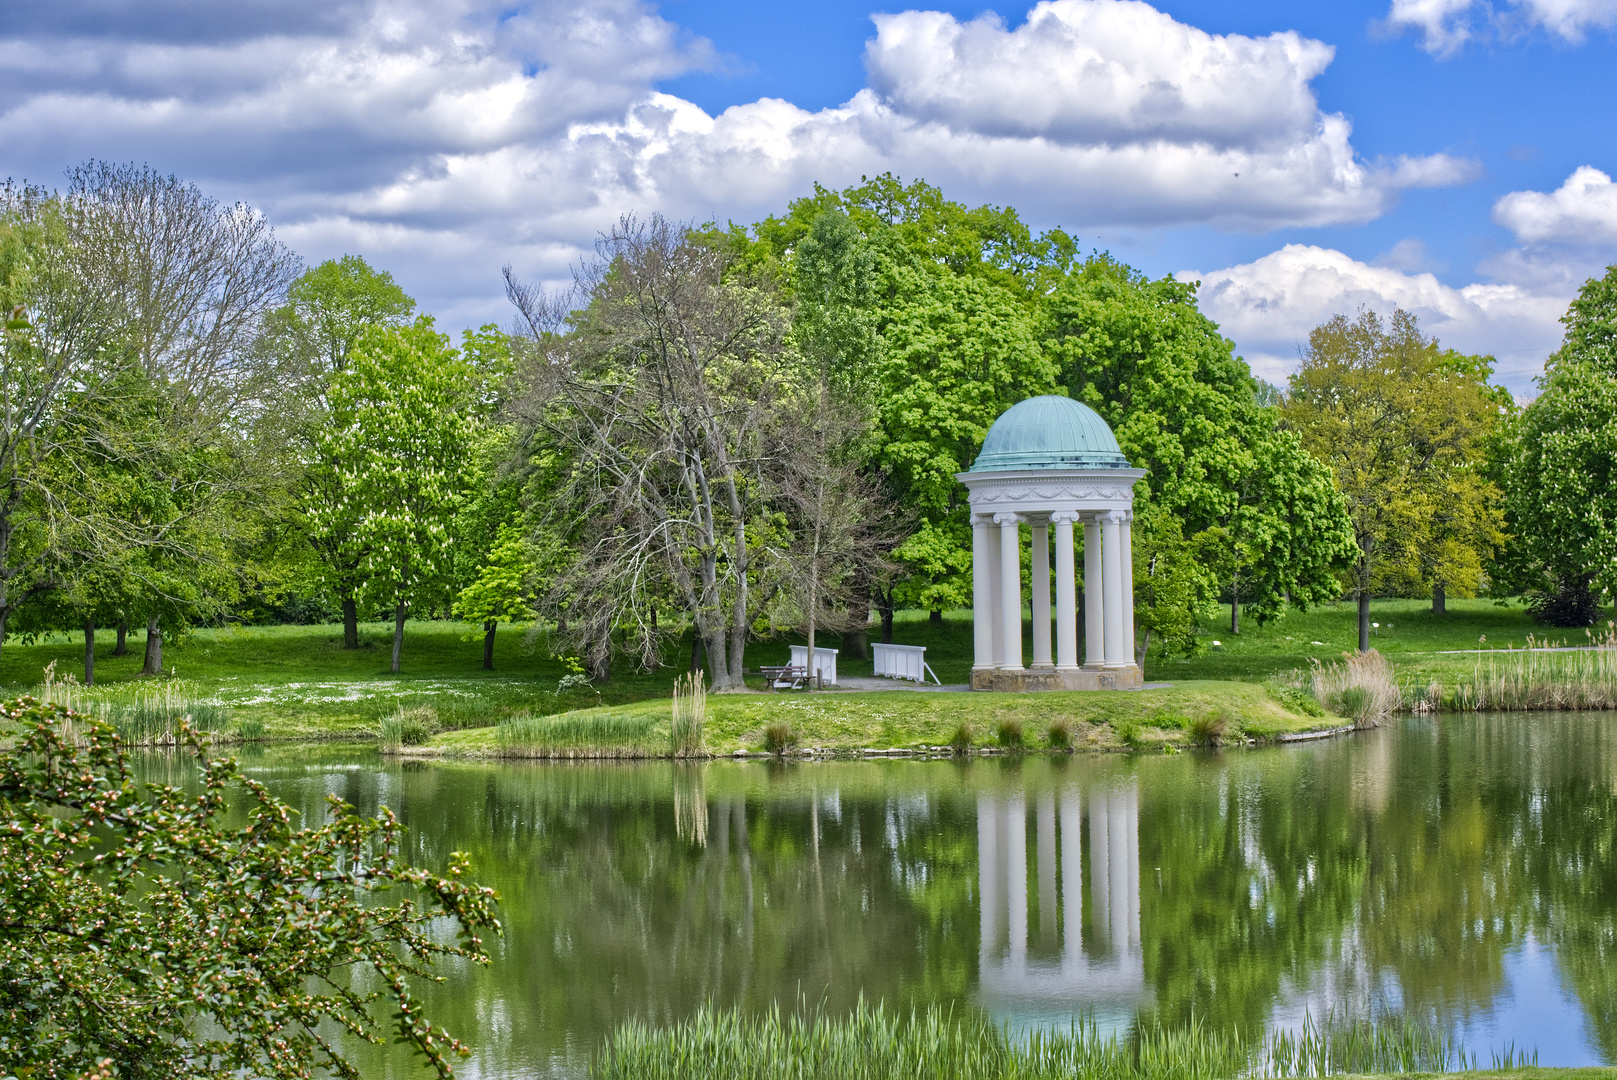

left=977, top=782, right=1150, bottom=1024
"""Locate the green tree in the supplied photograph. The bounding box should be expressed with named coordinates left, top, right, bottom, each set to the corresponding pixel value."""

left=1047, top=257, right=1354, bottom=642
left=1505, top=265, right=1617, bottom=624
left=273, top=256, right=417, bottom=648
left=0, top=696, right=498, bottom=1079
left=453, top=521, right=532, bottom=670
left=322, top=321, right=477, bottom=673
left=1283, top=309, right=1507, bottom=650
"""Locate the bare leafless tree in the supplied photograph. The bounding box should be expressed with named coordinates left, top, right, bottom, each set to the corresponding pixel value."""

left=505, top=215, right=795, bottom=691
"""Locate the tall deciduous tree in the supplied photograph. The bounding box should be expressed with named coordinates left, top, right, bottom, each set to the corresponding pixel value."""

left=1505, top=265, right=1617, bottom=624
left=1047, top=257, right=1354, bottom=642
left=322, top=321, right=477, bottom=673
left=1283, top=309, right=1507, bottom=650
left=273, top=256, right=417, bottom=648
left=507, top=215, right=794, bottom=691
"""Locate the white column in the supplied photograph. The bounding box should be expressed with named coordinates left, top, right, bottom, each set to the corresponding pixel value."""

left=1007, top=795, right=1027, bottom=964
left=1037, top=794, right=1057, bottom=941
left=972, top=515, right=993, bottom=671
left=1121, top=511, right=1137, bottom=670
left=1102, top=510, right=1125, bottom=669
left=987, top=517, right=1004, bottom=667
left=1083, top=515, right=1105, bottom=667
left=997, top=513, right=1023, bottom=670
left=1060, top=793, right=1083, bottom=961
left=1052, top=513, right=1079, bottom=670
left=1030, top=521, right=1052, bottom=669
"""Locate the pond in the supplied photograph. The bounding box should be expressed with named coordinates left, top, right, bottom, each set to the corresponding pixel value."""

left=156, top=711, right=1617, bottom=1077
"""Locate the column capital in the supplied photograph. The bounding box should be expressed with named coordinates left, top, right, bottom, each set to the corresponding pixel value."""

left=992, top=511, right=1021, bottom=527
left=1102, top=509, right=1128, bottom=525
left=1048, top=510, right=1080, bottom=526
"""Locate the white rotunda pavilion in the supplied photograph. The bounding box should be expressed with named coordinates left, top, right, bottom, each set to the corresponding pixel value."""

left=956, top=396, right=1145, bottom=691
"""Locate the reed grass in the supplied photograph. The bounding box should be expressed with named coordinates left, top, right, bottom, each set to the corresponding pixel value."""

left=35, top=663, right=229, bottom=744
left=1280, top=650, right=1399, bottom=728
left=494, top=710, right=659, bottom=758
left=590, top=1000, right=1494, bottom=1080
left=1449, top=627, right=1617, bottom=710
left=670, top=672, right=706, bottom=757
left=379, top=705, right=437, bottom=751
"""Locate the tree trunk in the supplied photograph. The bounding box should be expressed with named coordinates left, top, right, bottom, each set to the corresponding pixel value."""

left=83, top=618, right=95, bottom=686
left=587, top=648, right=610, bottom=683
left=482, top=620, right=496, bottom=670
left=877, top=591, right=894, bottom=645
left=1432, top=582, right=1447, bottom=617
left=1357, top=592, right=1371, bottom=654
left=843, top=620, right=869, bottom=661
left=342, top=597, right=359, bottom=649
left=805, top=568, right=818, bottom=690
left=929, top=609, right=942, bottom=625
left=1136, top=627, right=1152, bottom=672
left=114, top=618, right=128, bottom=656
left=1230, top=571, right=1240, bottom=635
left=690, top=630, right=704, bottom=675
left=391, top=602, right=405, bottom=674
left=141, top=617, right=163, bottom=676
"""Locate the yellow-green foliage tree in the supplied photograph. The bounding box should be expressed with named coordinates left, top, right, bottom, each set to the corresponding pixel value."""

left=1282, top=309, right=1507, bottom=649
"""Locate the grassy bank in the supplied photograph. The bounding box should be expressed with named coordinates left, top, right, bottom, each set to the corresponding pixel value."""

left=0, top=597, right=1603, bottom=749
left=590, top=1000, right=1548, bottom=1080
left=411, top=680, right=1341, bottom=758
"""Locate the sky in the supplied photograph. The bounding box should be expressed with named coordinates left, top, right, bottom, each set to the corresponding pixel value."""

left=2, top=0, right=1615, bottom=393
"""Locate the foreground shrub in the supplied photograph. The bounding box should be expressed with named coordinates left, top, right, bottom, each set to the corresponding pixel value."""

left=1187, top=713, right=1229, bottom=746
left=592, top=999, right=1490, bottom=1080
left=0, top=696, right=499, bottom=1080
left=995, top=718, right=1024, bottom=749
left=1046, top=718, right=1072, bottom=750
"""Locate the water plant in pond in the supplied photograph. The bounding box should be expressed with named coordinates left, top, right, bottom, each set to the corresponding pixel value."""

left=495, top=711, right=659, bottom=757
left=36, top=665, right=230, bottom=744
left=1187, top=712, right=1229, bottom=747
left=591, top=1000, right=1483, bottom=1080
left=380, top=705, right=436, bottom=750
left=1286, top=649, right=1399, bottom=727
left=1452, top=627, right=1617, bottom=710
left=669, top=671, right=706, bottom=757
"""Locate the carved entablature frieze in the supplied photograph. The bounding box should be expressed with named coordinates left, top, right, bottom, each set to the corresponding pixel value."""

left=954, top=467, right=1146, bottom=522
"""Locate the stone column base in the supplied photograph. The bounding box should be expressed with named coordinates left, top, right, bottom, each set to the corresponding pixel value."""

left=970, top=666, right=1143, bottom=692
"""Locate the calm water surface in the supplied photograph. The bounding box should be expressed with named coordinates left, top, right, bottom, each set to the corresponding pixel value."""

left=151, top=712, right=1617, bottom=1077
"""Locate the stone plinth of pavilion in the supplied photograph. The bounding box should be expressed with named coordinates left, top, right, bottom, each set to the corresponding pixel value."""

left=956, top=395, right=1145, bottom=692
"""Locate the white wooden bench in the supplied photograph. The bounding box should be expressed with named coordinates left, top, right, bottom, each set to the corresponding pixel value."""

left=873, top=643, right=941, bottom=685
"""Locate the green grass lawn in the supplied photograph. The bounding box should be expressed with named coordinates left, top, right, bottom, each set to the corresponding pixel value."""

left=0, top=596, right=1585, bottom=745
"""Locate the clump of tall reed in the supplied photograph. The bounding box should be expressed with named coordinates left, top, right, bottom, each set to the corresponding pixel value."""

left=670, top=671, right=706, bottom=757
left=379, top=705, right=437, bottom=751
left=1187, top=712, right=1229, bottom=747
left=590, top=1000, right=1484, bottom=1080
left=995, top=718, right=1024, bottom=749
left=495, top=710, right=658, bottom=758
left=1453, top=627, right=1617, bottom=711
left=948, top=722, right=974, bottom=755
left=36, top=663, right=229, bottom=745
left=760, top=721, right=798, bottom=756
left=1288, top=649, right=1400, bottom=728
left=1046, top=718, right=1073, bottom=750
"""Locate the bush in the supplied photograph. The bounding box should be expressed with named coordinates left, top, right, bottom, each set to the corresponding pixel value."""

left=995, top=718, right=1024, bottom=749
left=0, top=696, right=498, bottom=1079
left=761, top=721, right=798, bottom=756
left=1263, top=679, right=1325, bottom=717
left=1046, top=719, right=1072, bottom=750
left=1527, top=581, right=1602, bottom=627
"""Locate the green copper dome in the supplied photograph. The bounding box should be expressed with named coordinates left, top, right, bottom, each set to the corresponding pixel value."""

left=970, top=395, right=1131, bottom=471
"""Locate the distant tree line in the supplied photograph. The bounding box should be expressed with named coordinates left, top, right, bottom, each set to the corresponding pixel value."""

left=4, top=164, right=1614, bottom=683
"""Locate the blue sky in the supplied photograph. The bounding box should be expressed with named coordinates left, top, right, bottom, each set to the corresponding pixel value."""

left=2, top=0, right=1614, bottom=391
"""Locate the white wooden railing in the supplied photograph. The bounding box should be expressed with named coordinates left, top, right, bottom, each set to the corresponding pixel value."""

left=873, top=643, right=941, bottom=685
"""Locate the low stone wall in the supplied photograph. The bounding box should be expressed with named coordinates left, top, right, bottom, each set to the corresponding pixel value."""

left=969, top=666, right=1143, bottom=692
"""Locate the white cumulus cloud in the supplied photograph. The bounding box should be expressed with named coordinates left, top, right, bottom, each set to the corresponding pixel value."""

left=1184, top=245, right=1572, bottom=392
left=0, top=0, right=1474, bottom=327
left=1387, top=0, right=1617, bottom=53
left=1493, top=166, right=1617, bottom=245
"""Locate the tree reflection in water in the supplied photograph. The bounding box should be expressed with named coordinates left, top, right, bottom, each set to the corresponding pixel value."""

left=142, top=712, right=1617, bottom=1077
